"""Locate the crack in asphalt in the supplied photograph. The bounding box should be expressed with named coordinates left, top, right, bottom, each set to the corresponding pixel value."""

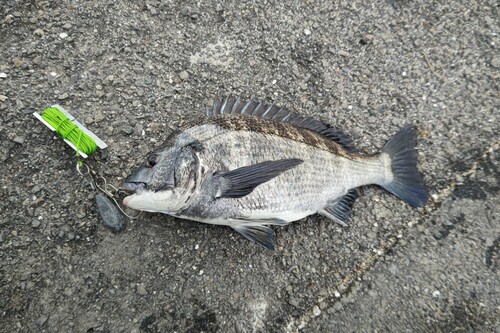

left=285, top=141, right=499, bottom=332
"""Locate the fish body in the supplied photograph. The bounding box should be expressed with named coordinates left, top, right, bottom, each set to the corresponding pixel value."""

left=122, top=98, right=428, bottom=249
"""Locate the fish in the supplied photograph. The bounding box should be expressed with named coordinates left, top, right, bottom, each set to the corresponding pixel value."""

left=121, top=97, right=428, bottom=249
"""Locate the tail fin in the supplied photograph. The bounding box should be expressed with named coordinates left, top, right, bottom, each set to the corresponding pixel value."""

left=380, top=126, right=428, bottom=207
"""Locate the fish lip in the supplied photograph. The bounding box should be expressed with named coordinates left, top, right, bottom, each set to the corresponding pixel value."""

left=120, top=182, right=146, bottom=194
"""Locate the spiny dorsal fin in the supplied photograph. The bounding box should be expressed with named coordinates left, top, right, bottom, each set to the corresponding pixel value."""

left=207, top=97, right=356, bottom=151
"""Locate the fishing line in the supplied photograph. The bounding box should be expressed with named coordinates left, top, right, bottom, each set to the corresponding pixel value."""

left=41, top=107, right=98, bottom=156
left=77, top=163, right=141, bottom=220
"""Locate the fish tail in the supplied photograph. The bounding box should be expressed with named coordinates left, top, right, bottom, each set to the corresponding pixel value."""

left=379, top=126, right=428, bottom=207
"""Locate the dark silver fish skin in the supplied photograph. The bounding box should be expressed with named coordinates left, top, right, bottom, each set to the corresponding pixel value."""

left=122, top=97, right=428, bottom=249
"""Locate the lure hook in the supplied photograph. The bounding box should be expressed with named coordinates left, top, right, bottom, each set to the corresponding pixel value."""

left=76, top=161, right=141, bottom=220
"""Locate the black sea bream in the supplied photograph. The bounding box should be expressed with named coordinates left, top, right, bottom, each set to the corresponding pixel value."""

left=122, top=98, right=428, bottom=249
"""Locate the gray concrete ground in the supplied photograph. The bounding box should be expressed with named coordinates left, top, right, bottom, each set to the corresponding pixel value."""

left=0, top=1, right=498, bottom=332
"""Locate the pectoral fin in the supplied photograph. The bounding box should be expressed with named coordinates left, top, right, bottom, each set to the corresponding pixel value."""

left=319, top=189, right=358, bottom=226
left=232, top=225, right=275, bottom=250
left=216, top=158, right=303, bottom=198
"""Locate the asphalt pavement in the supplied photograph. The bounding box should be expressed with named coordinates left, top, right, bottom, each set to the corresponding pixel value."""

left=0, top=1, right=498, bottom=332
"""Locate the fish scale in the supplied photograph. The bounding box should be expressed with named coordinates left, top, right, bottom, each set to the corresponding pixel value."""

left=184, top=128, right=380, bottom=221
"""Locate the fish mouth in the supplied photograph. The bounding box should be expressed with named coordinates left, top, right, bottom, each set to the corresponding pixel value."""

left=120, top=182, right=147, bottom=195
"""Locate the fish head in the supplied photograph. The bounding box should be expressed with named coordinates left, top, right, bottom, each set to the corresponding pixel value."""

left=121, top=138, right=203, bottom=213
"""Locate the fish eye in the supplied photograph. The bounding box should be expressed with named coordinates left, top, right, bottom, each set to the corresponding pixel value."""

left=146, top=154, right=159, bottom=167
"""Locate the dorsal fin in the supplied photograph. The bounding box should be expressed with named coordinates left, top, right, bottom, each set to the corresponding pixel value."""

left=207, top=97, right=356, bottom=151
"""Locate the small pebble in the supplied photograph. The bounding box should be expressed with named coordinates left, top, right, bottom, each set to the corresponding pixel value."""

left=93, top=110, right=105, bottom=122
left=312, top=305, right=321, bottom=317
left=289, top=298, right=300, bottom=307
left=37, top=315, right=48, bottom=327
left=148, top=122, right=163, bottom=132
left=361, top=34, right=374, bottom=44
left=122, top=125, right=134, bottom=135
left=59, top=32, right=68, bottom=39
left=34, top=28, right=44, bottom=36
left=0, top=73, right=7, bottom=78
left=137, top=283, right=147, bottom=295
left=58, top=93, right=69, bottom=100
left=134, top=124, right=143, bottom=136
left=304, top=28, right=311, bottom=35
left=31, top=220, right=40, bottom=228
left=13, top=136, right=25, bottom=144
left=0, top=95, right=7, bottom=102
left=179, top=71, right=189, bottom=80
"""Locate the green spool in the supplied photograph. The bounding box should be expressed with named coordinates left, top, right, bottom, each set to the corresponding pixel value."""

left=41, top=107, right=98, bottom=156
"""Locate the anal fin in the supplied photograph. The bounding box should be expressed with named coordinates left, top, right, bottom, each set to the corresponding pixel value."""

left=232, top=225, right=275, bottom=250
left=319, top=189, right=358, bottom=226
